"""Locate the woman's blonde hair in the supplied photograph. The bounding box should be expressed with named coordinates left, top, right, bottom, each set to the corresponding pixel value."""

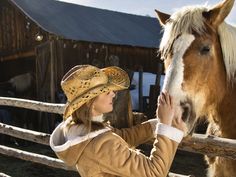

left=65, top=97, right=105, bottom=133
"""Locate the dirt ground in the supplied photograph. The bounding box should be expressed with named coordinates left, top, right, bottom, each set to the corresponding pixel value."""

left=0, top=141, right=78, bottom=177
left=0, top=139, right=208, bottom=177
left=171, top=150, right=208, bottom=176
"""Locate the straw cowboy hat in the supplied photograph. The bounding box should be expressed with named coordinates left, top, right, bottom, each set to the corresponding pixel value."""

left=61, top=65, right=130, bottom=119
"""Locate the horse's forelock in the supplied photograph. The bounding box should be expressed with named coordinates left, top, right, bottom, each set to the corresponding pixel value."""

left=160, top=4, right=236, bottom=83
left=160, top=5, right=208, bottom=60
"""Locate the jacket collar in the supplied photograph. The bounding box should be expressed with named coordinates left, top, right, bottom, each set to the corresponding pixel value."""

left=91, top=114, right=104, bottom=122
left=50, top=121, right=110, bottom=153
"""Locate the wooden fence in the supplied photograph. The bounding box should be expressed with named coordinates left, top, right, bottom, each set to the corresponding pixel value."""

left=1, top=96, right=236, bottom=177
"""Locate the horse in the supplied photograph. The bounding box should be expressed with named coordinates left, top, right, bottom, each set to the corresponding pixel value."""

left=155, top=0, right=236, bottom=176
left=0, top=72, right=36, bottom=129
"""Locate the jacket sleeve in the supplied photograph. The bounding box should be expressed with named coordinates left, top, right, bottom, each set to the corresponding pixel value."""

left=91, top=123, right=184, bottom=177
left=112, top=119, right=158, bottom=147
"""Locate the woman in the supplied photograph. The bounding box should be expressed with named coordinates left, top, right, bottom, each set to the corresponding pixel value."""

left=50, top=65, right=186, bottom=177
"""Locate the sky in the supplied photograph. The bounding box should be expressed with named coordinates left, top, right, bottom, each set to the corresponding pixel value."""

left=58, top=0, right=236, bottom=24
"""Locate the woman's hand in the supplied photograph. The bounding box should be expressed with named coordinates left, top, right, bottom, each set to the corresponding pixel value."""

left=156, top=92, right=174, bottom=126
left=172, top=105, right=187, bottom=133
left=156, top=92, right=187, bottom=133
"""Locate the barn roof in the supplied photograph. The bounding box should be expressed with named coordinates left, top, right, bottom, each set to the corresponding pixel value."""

left=10, top=0, right=162, bottom=48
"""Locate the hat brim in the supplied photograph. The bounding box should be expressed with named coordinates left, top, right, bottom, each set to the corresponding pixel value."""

left=63, top=66, right=130, bottom=119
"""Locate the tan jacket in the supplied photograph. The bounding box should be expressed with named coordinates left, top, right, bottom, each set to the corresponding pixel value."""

left=50, top=119, right=183, bottom=177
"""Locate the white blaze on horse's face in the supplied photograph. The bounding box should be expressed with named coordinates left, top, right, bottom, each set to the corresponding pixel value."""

left=162, top=34, right=195, bottom=104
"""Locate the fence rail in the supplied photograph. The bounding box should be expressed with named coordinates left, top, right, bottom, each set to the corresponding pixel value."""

left=1, top=96, right=236, bottom=177
left=0, top=173, right=11, bottom=177
left=0, top=145, right=72, bottom=171
left=1, top=97, right=236, bottom=159
left=0, top=143, right=192, bottom=177
left=1, top=122, right=236, bottom=160
left=0, top=96, right=64, bottom=114
left=0, top=123, right=50, bottom=145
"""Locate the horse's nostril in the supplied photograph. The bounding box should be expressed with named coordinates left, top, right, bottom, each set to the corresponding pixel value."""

left=181, top=103, right=191, bottom=122
left=182, top=106, right=189, bottom=122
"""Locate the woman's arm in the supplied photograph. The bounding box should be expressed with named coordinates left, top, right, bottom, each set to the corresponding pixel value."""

left=89, top=124, right=183, bottom=177
left=88, top=92, right=185, bottom=177
left=111, top=119, right=158, bottom=147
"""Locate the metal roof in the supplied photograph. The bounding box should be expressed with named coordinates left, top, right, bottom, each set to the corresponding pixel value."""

left=10, top=0, right=162, bottom=48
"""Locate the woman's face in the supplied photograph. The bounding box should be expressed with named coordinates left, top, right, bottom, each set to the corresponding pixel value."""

left=92, top=91, right=116, bottom=116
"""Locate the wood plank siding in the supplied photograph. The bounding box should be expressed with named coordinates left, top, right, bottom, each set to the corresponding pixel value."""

left=0, top=0, right=48, bottom=57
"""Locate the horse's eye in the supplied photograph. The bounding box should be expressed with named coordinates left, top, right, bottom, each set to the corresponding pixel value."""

left=200, top=46, right=210, bottom=55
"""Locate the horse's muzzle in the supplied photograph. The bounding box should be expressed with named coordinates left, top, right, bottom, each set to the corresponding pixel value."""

left=180, top=101, right=197, bottom=135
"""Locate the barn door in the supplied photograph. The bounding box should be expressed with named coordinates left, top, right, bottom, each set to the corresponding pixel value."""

left=35, top=39, right=64, bottom=132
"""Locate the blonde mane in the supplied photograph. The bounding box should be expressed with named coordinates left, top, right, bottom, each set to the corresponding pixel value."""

left=160, top=5, right=236, bottom=82
left=218, top=22, right=236, bottom=81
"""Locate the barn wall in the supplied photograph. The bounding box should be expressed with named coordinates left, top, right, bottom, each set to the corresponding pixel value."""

left=59, top=39, right=161, bottom=74
left=0, top=1, right=162, bottom=131
left=0, top=56, right=35, bottom=82
left=0, top=0, right=49, bottom=91
left=35, top=39, right=161, bottom=104
left=35, top=39, right=161, bottom=130
left=0, top=0, right=48, bottom=56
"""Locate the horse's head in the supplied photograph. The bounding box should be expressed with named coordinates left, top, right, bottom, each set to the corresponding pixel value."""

left=156, top=0, right=235, bottom=134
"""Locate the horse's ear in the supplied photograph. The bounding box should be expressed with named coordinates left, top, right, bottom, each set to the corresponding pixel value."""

left=203, top=0, right=235, bottom=27
left=155, top=9, right=170, bottom=26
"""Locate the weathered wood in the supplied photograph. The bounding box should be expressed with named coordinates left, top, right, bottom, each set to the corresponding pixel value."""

left=50, top=40, right=56, bottom=131
left=104, top=90, right=133, bottom=128
left=1, top=97, right=236, bottom=160
left=2, top=119, right=236, bottom=160
left=179, top=134, right=236, bottom=160
left=2, top=7, right=7, bottom=51
left=145, top=133, right=236, bottom=160
left=127, top=92, right=134, bottom=127
left=0, top=123, right=50, bottom=145
left=138, top=68, right=143, bottom=112
left=0, top=144, right=189, bottom=177
left=0, top=50, right=35, bottom=62
left=168, top=172, right=194, bottom=177
left=0, top=173, right=11, bottom=177
left=0, top=97, right=64, bottom=114
left=0, top=145, right=75, bottom=171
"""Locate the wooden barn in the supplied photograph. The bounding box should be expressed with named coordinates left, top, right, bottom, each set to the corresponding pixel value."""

left=0, top=0, right=162, bottom=132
